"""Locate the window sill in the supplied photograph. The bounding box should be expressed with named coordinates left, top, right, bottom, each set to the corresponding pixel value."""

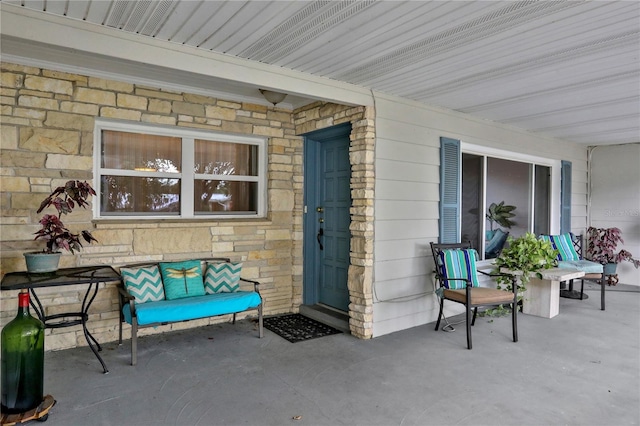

left=92, top=217, right=273, bottom=228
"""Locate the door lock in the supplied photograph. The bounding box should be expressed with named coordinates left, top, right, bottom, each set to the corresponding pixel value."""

left=316, top=206, right=324, bottom=213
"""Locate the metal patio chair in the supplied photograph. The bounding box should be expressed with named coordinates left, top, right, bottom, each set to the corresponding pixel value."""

left=430, top=242, right=518, bottom=349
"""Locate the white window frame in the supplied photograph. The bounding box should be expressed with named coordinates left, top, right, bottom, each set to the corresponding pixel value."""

left=93, top=119, right=267, bottom=220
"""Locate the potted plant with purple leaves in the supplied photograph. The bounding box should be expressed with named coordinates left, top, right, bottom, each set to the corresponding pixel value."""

left=586, top=226, right=640, bottom=275
left=24, top=180, right=98, bottom=273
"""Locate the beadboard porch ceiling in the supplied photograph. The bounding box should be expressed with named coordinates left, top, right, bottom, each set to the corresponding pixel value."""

left=1, top=1, right=639, bottom=146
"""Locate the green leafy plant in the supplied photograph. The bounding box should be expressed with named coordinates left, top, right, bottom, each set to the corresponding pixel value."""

left=486, top=201, right=516, bottom=231
left=493, top=232, right=558, bottom=288
left=33, top=180, right=98, bottom=254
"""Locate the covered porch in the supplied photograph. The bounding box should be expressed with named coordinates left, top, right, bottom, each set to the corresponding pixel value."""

left=39, top=282, right=639, bottom=425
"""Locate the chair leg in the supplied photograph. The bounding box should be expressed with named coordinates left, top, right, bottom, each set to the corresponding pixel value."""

left=512, top=300, right=518, bottom=342
left=579, top=279, right=585, bottom=300
left=131, top=318, right=138, bottom=366
left=118, top=315, right=123, bottom=345
left=466, top=306, right=472, bottom=350
left=435, top=299, right=444, bottom=331
left=600, top=274, right=605, bottom=311
left=471, top=307, right=478, bottom=326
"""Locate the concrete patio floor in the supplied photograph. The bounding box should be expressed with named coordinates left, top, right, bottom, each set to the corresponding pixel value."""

left=41, top=282, right=639, bottom=426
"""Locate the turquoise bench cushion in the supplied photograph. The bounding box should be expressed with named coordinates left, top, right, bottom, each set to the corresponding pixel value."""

left=558, top=260, right=603, bottom=274
left=123, top=291, right=261, bottom=326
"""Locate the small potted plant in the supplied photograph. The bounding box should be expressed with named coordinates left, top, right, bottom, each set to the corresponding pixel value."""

left=586, top=227, right=640, bottom=275
left=24, top=180, right=98, bottom=273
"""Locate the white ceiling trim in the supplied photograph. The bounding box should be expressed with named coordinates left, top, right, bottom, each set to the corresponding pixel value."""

left=0, top=3, right=373, bottom=108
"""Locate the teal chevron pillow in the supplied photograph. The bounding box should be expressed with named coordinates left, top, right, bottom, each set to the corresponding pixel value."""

left=159, top=260, right=205, bottom=300
left=120, top=265, right=165, bottom=304
left=540, top=233, right=579, bottom=261
left=438, top=249, right=480, bottom=289
left=204, top=262, right=242, bottom=294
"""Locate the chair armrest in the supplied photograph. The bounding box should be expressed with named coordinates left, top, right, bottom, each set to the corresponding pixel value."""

left=117, top=285, right=137, bottom=318
left=240, top=277, right=261, bottom=293
left=441, top=277, right=470, bottom=287
left=117, top=286, right=134, bottom=301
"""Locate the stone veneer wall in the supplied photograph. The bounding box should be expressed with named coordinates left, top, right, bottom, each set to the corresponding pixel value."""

left=0, top=62, right=376, bottom=349
left=0, top=62, right=306, bottom=351
left=293, top=103, right=375, bottom=339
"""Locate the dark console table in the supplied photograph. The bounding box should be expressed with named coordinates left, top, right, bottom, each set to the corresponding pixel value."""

left=1, top=265, right=121, bottom=374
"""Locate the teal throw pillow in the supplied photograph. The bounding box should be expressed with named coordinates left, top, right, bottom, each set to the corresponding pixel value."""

left=438, top=249, right=480, bottom=289
left=204, top=262, right=242, bottom=294
left=540, top=233, right=580, bottom=261
left=485, top=228, right=509, bottom=258
left=120, top=265, right=165, bottom=304
left=159, top=260, right=205, bottom=300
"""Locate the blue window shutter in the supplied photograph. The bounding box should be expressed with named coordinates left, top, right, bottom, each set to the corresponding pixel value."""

left=440, top=137, right=461, bottom=243
left=561, top=160, right=572, bottom=234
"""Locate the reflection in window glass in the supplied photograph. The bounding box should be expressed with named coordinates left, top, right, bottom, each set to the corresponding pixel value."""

left=461, top=155, right=551, bottom=260
left=194, top=180, right=257, bottom=213
left=194, top=140, right=258, bottom=176
left=462, top=153, right=483, bottom=251
left=102, top=130, right=181, bottom=173
left=96, top=122, right=265, bottom=218
left=534, top=165, right=551, bottom=235
left=487, top=157, right=531, bottom=239
left=101, top=176, right=180, bottom=215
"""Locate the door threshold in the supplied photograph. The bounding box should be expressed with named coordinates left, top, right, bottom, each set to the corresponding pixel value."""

left=299, top=304, right=351, bottom=334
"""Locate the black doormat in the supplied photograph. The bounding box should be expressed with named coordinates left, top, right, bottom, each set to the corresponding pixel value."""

left=263, top=314, right=342, bottom=343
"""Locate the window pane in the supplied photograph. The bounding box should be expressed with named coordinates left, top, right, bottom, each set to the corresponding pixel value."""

left=462, top=153, right=483, bottom=251
left=487, top=158, right=531, bottom=239
left=194, top=140, right=257, bottom=176
left=101, top=175, right=180, bottom=215
left=534, top=165, right=551, bottom=235
left=102, top=130, right=181, bottom=173
left=194, top=180, right=257, bottom=213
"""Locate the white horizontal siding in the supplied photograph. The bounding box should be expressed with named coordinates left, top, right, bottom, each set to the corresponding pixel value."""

left=372, top=93, right=589, bottom=337
left=376, top=180, right=439, bottom=202
left=589, top=144, right=640, bottom=286
left=375, top=220, right=437, bottom=241
left=377, top=159, right=438, bottom=183
left=376, top=239, right=433, bottom=262
left=376, top=201, right=439, bottom=221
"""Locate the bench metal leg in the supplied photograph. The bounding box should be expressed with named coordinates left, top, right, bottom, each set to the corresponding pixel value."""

left=131, top=318, right=138, bottom=366
left=258, top=304, right=264, bottom=338
left=118, top=316, right=123, bottom=345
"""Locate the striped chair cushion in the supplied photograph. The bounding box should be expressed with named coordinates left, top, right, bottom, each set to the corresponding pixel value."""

left=204, top=262, right=242, bottom=294
left=438, top=249, right=480, bottom=290
left=120, top=265, right=165, bottom=304
left=540, top=233, right=580, bottom=261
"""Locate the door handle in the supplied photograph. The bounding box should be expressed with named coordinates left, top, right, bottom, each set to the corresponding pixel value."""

left=317, top=228, right=324, bottom=251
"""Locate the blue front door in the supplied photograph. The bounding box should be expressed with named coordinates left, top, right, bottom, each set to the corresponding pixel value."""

left=303, top=124, right=351, bottom=312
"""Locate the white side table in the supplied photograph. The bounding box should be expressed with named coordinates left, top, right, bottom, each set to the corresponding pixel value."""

left=501, top=268, right=585, bottom=318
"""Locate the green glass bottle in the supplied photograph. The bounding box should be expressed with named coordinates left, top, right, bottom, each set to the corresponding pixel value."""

left=1, top=291, right=45, bottom=414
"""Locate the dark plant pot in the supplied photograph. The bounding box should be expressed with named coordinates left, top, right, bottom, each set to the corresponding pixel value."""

left=24, top=252, right=61, bottom=273
left=603, top=262, right=617, bottom=275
